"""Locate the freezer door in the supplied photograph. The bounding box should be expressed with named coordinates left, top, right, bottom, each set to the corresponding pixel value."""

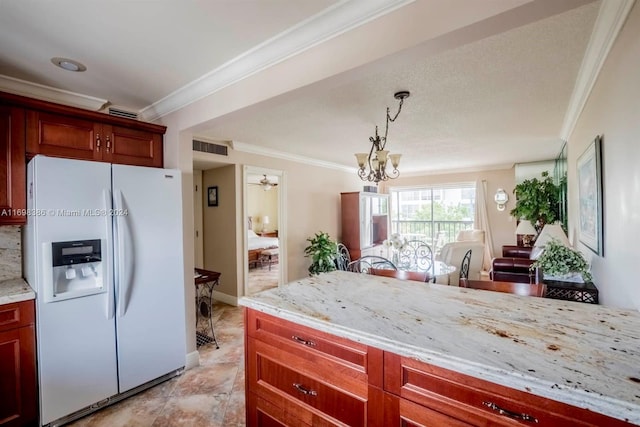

left=25, top=156, right=118, bottom=424
left=112, top=164, right=186, bottom=392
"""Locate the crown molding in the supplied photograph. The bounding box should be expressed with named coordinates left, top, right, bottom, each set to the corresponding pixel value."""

left=140, top=0, right=414, bottom=122
left=400, top=163, right=515, bottom=178
left=560, top=0, right=636, bottom=141
left=0, top=74, right=108, bottom=111
left=230, top=141, right=353, bottom=173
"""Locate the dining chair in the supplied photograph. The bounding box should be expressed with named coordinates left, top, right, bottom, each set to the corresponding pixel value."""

left=347, top=256, right=397, bottom=273
left=459, top=249, right=472, bottom=281
left=335, top=243, right=351, bottom=271
left=459, top=279, right=547, bottom=297
left=397, top=240, right=434, bottom=274
left=369, top=268, right=430, bottom=283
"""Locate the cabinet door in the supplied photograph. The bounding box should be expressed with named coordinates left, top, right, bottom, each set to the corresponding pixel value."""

left=26, top=110, right=101, bottom=161
left=0, top=106, right=26, bottom=225
left=0, top=325, right=37, bottom=426
left=102, top=125, right=163, bottom=167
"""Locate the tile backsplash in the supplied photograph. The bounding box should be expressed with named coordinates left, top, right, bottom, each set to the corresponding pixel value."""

left=0, top=226, right=22, bottom=281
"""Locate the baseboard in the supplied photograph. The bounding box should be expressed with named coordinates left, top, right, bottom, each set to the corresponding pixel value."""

left=185, top=350, right=200, bottom=370
left=213, top=290, right=238, bottom=306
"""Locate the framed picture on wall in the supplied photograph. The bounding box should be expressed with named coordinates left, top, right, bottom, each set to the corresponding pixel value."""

left=577, top=135, right=603, bottom=256
left=207, top=186, right=218, bottom=207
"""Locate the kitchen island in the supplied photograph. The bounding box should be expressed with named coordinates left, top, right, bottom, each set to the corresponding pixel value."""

left=240, top=271, right=640, bottom=426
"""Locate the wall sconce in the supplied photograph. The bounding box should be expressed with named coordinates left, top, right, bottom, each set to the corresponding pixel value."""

left=494, top=188, right=509, bottom=211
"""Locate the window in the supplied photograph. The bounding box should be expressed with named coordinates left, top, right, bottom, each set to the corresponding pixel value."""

left=389, top=183, right=476, bottom=254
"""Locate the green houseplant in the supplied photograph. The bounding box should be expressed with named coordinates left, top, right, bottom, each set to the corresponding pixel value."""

left=510, top=171, right=562, bottom=231
left=531, top=239, right=592, bottom=282
left=304, top=231, right=339, bottom=275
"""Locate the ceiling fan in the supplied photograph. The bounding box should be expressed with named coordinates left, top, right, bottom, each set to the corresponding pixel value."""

left=251, top=175, right=278, bottom=191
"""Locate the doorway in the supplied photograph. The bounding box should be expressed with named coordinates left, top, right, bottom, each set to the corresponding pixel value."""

left=243, top=166, right=286, bottom=296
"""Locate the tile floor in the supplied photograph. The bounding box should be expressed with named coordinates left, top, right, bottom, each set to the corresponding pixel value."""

left=68, top=302, right=246, bottom=427
left=67, top=262, right=280, bottom=426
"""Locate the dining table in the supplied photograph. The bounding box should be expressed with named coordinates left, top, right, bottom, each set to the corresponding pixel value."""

left=416, top=260, right=456, bottom=283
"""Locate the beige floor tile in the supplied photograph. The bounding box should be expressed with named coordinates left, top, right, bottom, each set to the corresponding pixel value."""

left=66, top=302, right=250, bottom=426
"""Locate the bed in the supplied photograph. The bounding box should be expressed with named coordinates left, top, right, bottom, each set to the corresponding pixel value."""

left=247, top=219, right=278, bottom=268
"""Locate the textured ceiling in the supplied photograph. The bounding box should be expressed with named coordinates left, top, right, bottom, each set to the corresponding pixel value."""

left=0, top=0, right=601, bottom=175
left=0, top=0, right=337, bottom=111
left=196, top=1, right=600, bottom=174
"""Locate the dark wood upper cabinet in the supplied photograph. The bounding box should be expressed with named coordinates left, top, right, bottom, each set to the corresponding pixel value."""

left=26, top=110, right=101, bottom=161
left=0, top=105, right=26, bottom=225
left=0, top=91, right=166, bottom=226
left=26, top=109, right=164, bottom=167
left=102, top=124, right=163, bottom=167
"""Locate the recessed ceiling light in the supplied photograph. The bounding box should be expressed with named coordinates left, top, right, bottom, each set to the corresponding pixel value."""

left=51, top=57, right=86, bottom=72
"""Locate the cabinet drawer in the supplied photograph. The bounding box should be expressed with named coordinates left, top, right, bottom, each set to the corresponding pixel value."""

left=384, top=392, right=474, bottom=427
left=0, top=300, right=34, bottom=332
left=247, top=391, right=349, bottom=427
left=384, top=352, right=633, bottom=427
left=248, top=338, right=366, bottom=426
left=246, top=309, right=368, bottom=372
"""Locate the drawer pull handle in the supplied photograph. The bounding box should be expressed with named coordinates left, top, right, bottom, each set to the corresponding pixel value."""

left=293, top=383, right=318, bottom=396
left=96, top=134, right=101, bottom=151
left=483, top=401, right=538, bottom=423
left=292, top=335, right=316, bottom=347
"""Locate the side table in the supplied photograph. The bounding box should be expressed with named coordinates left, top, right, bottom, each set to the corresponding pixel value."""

left=259, top=248, right=279, bottom=271
left=194, top=268, right=221, bottom=348
left=543, top=279, right=599, bottom=304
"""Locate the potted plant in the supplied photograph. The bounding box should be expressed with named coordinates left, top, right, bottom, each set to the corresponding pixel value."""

left=510, top=171, right=562, bottom=232
left=304, top=231, right=339, bottom=275
left=530, top=239, right=592, bottom=283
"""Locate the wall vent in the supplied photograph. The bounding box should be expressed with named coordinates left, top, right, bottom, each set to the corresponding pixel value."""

left=108, top=107, right=138, bottom=120
left=193, top=140, right=228, bottom=156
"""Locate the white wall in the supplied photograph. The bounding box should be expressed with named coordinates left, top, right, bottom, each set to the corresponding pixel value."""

left=247, top=184, right=278, bottom=233
left=567, top=1, right=640, bottom=309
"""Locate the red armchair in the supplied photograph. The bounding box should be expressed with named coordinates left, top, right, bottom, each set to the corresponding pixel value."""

left=490, top=246, right=542, bottom=283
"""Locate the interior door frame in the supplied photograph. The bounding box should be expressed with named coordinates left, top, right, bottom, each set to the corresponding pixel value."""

left=243, top=165, right=286, bottom=296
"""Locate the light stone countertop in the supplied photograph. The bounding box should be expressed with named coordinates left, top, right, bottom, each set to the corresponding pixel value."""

left=239, top=271, right=640, bottom=425
left=0, top=278, right=35, bottom=305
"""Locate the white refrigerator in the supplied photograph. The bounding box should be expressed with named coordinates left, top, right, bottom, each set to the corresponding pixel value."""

left=24, top=155, right=186, bottom=426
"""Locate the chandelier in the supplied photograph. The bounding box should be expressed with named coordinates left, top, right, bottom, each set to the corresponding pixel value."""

left=355, top=90, right=410, bottom=184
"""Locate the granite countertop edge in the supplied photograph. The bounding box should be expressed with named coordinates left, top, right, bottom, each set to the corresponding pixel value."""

left=239, top=296, right=640, bottom=425
left=0, top=278, right=35, bottom=305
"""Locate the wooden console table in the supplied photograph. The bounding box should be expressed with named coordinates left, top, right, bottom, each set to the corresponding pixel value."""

left=194, top=268, right=221, bottom=348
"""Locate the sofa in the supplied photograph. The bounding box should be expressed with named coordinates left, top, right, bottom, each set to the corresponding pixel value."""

left=436, top=241, right=485, bottom=286
left=490, top=245, right=542, bottom=283
left=456, top=229, right=485, bottom=244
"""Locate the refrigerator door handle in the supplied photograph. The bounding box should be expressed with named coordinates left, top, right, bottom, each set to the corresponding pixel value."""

left=114, top=189, right=132, bottom=317
left=104, top=189, right=115, bottom=320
